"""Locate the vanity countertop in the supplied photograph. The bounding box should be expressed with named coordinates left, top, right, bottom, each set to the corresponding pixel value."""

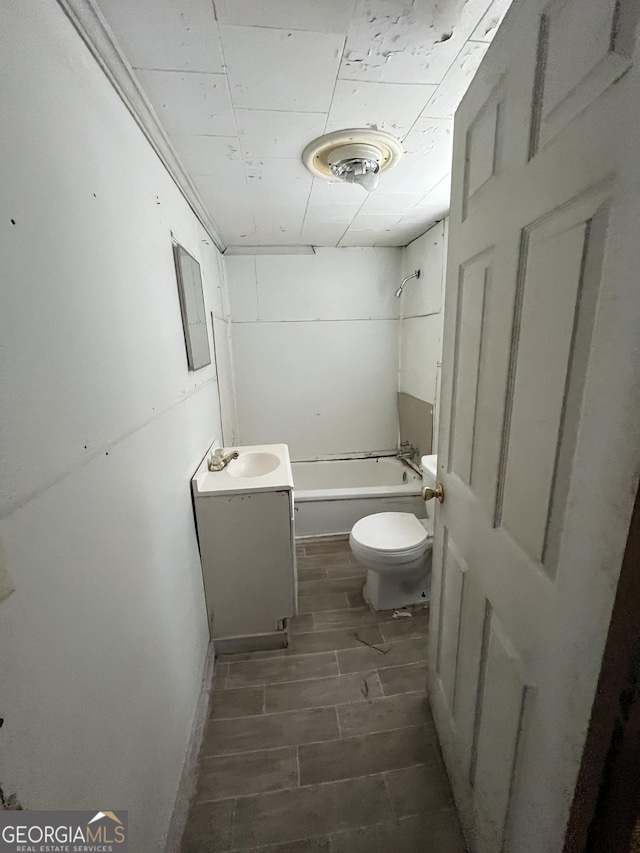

left=192, top=443, right=294, bottom=497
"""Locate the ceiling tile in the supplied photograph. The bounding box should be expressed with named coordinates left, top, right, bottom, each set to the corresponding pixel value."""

left=135, top=70, right=236, bottom=135
left=245, top=159, right=313, bottom=244
left=301, top=222, right=350, bottom=247
left=339, top=228, right=402, bottom=247
left=236, top=109, right=327, bottom=159
left=244, top=158, right=312, bottom=210
left=339, top=0, right=493, bottom=85
left=418, top=174, right=451, bottom=208
left=357, top=191, right=424, bottom=215
left=99, top=0, right=224, bottom=72
left=388, top=220, right=435, bottom=245
left=304, top=202, right=363, bottom=225
left=220, top=26, right=345, bottom=112
left=214, top=0, right=357, bottom=34
left=470, top=0, right=514, bottom=42
left=403, top=117, right=454, bottom=154
left=244, top=216, right=304, bottom=245
left=252, top=206, right=306, bottom=233
left=308, top=177, right=369, bottom=205
left=385, top=118, right=453, bottom=194
left=371, top=232, right=409, bottom=247
left=97, top=0, right=513, bottom=247
left=325, top=80, right=436, bottom=137
left=171, top=135, right=241, bottom=175
left=421, top=41, right=490, bottom=118
left=196, top=174, right=256, bottom=242
left=350, top=212, right=404, bottom=231
left=397, top=203, right=449, bottom=233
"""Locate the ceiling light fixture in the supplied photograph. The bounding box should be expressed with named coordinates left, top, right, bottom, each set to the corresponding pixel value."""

left=302, top=129, right=403, bottom=193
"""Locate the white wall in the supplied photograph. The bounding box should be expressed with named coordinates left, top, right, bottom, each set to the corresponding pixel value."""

left=399, top=220, right=448, bottom=449
left=0, top=3, right=235, bottom=850
left=227, top=248, right=402, bottom=460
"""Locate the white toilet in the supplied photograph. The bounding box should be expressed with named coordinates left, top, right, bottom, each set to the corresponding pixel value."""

left=349, top=455, right=438, bottom=611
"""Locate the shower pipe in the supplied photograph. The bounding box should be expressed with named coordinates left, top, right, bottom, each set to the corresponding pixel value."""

left=395, top=269, right=420, bottom=297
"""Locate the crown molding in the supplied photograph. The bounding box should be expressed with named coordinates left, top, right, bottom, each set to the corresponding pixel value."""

left=56, top=0, right=226, bottom=253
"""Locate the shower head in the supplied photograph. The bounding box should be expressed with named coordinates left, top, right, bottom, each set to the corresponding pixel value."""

left=395, top=269, right=420, bottom=298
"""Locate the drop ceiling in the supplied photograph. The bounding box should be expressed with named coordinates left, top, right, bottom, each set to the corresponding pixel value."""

left=96, top=0, right=513, bottom=249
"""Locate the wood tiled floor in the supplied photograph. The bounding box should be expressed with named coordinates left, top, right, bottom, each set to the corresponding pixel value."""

left=182, top=538, right=466, bottom=853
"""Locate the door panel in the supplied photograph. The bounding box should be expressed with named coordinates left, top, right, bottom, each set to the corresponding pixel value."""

left=452, top=574, right=488, bottom=781
left=473, top=616, right=528, bottom=850
left=499, top=188, right=611, bottom=564
left=428, top=1, right=640, bottom=851
left=436, top=534, right=467, bottom=710
left=448, top=250, right=493, bottom=489
left=530, top=0, right=635, bottom=155
left=463, top=81, right=505, bottom=219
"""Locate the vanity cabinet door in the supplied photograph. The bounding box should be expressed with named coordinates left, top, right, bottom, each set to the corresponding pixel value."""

left=196, top=489, right=295, bottom=639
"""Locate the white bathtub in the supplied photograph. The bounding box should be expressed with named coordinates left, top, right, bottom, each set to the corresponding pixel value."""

left=292, top=456, right=425, bottom=538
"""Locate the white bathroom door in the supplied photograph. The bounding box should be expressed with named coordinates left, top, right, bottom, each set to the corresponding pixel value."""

left=428, top=1, right=640, bottom=851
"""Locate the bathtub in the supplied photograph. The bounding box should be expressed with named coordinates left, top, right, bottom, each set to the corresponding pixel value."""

left=292, top=456, right=425, bottom=538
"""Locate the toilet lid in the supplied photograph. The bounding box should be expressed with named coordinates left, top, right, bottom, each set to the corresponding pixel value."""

left=351, top=512, right=430, bottom=555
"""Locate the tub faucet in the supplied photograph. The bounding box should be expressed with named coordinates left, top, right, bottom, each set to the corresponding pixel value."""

left=398, top=442, right=419, bottom=462
left=208, top=448, right=239, bottom=471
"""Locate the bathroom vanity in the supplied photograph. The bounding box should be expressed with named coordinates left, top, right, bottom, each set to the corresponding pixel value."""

left=191, top=443, right=296, bottom=651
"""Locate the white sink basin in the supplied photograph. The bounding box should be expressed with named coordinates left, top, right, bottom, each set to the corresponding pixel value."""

left=227, top=451, right=280, bottom=478
left=192, top=443, right=293, bottom=497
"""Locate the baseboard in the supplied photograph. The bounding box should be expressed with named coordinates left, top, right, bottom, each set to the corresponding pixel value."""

left=163, top=640, right=216, bottom=853
left=295, top=532, right=350, bottom=543
left=214, top=631, right=288, bottom=656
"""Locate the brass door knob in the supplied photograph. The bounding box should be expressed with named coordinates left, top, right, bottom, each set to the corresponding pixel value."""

left=422, top=483, right=445, bottom=504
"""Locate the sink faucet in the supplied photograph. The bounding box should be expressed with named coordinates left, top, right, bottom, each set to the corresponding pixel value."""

left=208, top=448, right=239, bottom=472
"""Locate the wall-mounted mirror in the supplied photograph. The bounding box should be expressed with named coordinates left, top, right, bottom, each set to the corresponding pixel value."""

left=173, top=242, right=211, bottom=371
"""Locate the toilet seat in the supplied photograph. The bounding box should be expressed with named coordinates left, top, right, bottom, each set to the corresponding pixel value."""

left=350, top=512, right=431, bottom=564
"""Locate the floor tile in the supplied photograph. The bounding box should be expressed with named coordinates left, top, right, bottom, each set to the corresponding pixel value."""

left=232, top=776, right=391, bottom=849
left=287, top=625, right=384, bottom=655
left=297, top=577, right=364, bottom=596
left=182, top=800, right=234, bottom=852
left=286, top=614, right=315, bottom=634
left=297, top=593, right=350, bottom=614
left=346, top=590, right=366, bottom=608
left=379, top=612, right=429, bottom=642
left=325, top=564, right=366, bottom=578
left=377, top=663, right=428, bottom=696
left=302, top=541, right=350, bottom=556
left=196, top=747, right=298, bottom=802
left=212, top=662, right=228, bottom=691
left=265, top=672, right=383, bottom=713
left=296, top=553, right=358, bottom=569
left=312, top=607, right=394, bottom=632
left=219, top=649, right=285, bottom=662
left=183, top=535, right=463, bottom=853
left=202, top=707, right=339, bottom=756
left=240, top=840, right=330, bottom=853
left=297, top=566, right=328, bottom=581
left=336, top=692, right=434, bottom=737
left=385, top=763, right=453, bottom=817
left=329, top=812, right=466, bottom=853
left=226, top=652, right=338, bottom=688
left=209, top=686, right=265, bottom=720
left=337, top=638, right=427, bottom=674
left=298, top=726, right=435, bottom=786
